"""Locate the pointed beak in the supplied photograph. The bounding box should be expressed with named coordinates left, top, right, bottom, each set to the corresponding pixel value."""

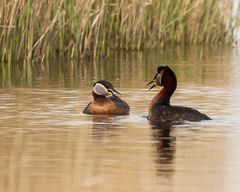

left=147, top=73, right=159, bottom=90
left=113, top=88, right=121, bottom=95
left=108, top=88, right=121, bottom=96
left=147, top=79, right=157, bottom=90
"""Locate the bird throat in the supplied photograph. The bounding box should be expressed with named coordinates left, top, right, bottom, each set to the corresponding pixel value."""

left=150, top=82, right=176, bottom=107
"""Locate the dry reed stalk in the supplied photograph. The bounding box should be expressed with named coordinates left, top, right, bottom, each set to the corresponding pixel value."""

left=0, top=0, right=239, bottom=64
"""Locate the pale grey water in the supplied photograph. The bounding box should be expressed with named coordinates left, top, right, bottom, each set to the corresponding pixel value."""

left=0, top=46, right=240, bottom=191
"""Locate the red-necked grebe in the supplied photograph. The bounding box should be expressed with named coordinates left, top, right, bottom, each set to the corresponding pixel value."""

left=83, top=80, right=130, bottom=115
left=147, top=66, right=211, bottom=123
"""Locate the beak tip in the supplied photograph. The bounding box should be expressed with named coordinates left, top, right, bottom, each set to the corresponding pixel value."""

left=147, top=79, right=157, bottom=90
left=113, top=89, right=121, bottom=95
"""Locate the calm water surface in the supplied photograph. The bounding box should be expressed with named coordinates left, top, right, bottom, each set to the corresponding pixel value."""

left=0, top=47, right=240, bottom=192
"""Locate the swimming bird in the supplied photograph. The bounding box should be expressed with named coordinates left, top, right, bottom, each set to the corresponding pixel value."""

left=83, top=80, right=130, bottom=115
left=147, top=66, right=211, bottom=123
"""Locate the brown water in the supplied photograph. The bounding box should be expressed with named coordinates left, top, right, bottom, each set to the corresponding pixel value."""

left=0, top=46, right=240, bottom=192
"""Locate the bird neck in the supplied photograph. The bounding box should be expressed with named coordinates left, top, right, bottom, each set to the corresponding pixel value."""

left=150, top=81, right=176, bottom=107
left=92, top=91, right=107, bottom=101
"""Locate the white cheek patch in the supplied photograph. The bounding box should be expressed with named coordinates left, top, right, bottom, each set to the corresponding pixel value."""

left=157, top=73, right=162, bottom=85
left=92, top=83, right=109, bottom=96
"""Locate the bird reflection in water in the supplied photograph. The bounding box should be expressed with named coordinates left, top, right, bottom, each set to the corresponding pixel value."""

left=151, top=122, right=176, bottom=175
left=91, top=115, right=120, bottom=139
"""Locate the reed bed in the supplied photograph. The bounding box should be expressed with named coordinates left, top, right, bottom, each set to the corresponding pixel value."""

left=0, top=0, right=239, bottom=64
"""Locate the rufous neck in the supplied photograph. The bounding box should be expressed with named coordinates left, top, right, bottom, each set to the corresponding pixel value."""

left=92, top=91, right=106, bottom=100
left=162, top=81, right=176, bottom=98
left=151, top=82, right=176, bottom=106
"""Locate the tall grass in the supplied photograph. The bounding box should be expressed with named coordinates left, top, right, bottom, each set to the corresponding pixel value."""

left=0, top=0, right=239, bottom=63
